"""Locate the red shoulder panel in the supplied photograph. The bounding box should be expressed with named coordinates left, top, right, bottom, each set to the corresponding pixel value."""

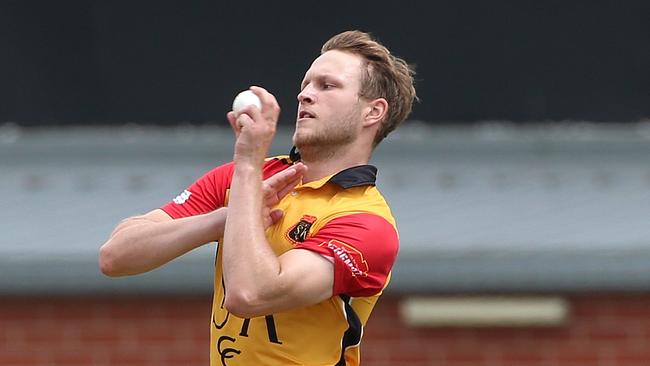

left=294, top=213, right=399, bottom=297
left=161, top=157, right=292, bottom=219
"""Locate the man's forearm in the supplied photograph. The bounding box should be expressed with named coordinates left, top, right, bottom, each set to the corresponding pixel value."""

left=99, top=208, right=227, bottom=276
left=223, top=164, right=281, bottom=309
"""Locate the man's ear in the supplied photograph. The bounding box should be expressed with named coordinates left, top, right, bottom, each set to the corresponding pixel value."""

left=362, top=98, right=388, bottom=128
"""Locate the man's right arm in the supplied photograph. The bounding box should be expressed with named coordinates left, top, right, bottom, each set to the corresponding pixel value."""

left=98, top=161, right=305, bottom=278
left=98, top=207, right=227, bottom=277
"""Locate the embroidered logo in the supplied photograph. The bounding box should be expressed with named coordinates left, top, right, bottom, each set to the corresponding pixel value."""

left=320, top=239, right=369, bottom=277
left=173, top=189, right=191, bottom=204
left=287, top=215, right=317, bottom=243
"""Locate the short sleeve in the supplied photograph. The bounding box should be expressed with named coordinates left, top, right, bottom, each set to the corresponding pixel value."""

left=294, top=213, right=399, bottom=297
left=160, top=157, right=293, bottom=219
left=161, top=162, right=235, bottom=219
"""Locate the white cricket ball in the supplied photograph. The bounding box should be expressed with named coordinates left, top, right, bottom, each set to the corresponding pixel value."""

left=232, top=90, right=262, bottom=116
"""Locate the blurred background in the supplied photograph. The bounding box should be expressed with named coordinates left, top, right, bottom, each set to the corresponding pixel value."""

left=1, top=1, right=649, bottom=365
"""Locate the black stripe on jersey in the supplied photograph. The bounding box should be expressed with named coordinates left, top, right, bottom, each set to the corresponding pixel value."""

left=336, top=295, right=362, bottom=366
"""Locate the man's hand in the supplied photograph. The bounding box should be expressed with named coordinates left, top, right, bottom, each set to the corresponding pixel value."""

left=227, top=86, right=280, bottom=167
left=262, top=163, right=307, bottom=228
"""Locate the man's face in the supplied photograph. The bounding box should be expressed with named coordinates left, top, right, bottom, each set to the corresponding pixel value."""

left=293, top=50, right=365, bottom=149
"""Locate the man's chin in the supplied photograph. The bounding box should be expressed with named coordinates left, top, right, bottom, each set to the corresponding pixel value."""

left=292, top=132, right=312, bottom=149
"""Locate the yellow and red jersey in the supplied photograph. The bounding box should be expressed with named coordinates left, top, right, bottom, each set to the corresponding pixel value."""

left=162, top=155, right=399, bottom=365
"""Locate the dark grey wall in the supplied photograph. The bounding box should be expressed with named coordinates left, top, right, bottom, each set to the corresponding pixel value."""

left=1, top=0, right=648, bottom=125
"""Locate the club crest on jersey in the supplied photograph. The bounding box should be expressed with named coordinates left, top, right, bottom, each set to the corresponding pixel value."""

left=287, top=215, right=317, bottom=243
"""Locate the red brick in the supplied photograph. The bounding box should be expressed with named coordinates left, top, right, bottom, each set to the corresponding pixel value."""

left=443, top=346, right=491, bottom=364
left=408, top=327, right=476, bottom=343
left=615, top=349, right=650, bottom=363
left=388, top=352, right=432, bottom=364
left=108, top=351, right=152, bottom=364
left=77, top=326, right=122, bottom=345
left=587, top=323, right=634, bottom=341
left=0, top=352, right=44, bottom=365
left=361, top=347, right=391, bottom=364
left=21, top=327, right=71, bottom=344
left=107, top=304, right=161, bottom=320
left=135, top=325, right=180, bottom=343
left=551, top=346, right=605, bottom=364
left=49, top=353, right=98, bottom=365
left=166, top=353, right=209, bottom=364
left=363, top=325, right=405, bottom=342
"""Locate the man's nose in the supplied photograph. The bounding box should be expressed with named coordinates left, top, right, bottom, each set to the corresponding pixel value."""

left=297, top=86, right=315, bottom=104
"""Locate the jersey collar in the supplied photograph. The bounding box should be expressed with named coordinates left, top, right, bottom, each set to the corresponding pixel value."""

left=289, top=146, right=377, bottom=190
left=329, top=165, right=377, bottom=188
left=296, top=165, right=377, bottom=190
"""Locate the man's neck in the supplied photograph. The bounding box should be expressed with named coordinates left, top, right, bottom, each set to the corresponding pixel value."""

left=297, top=143, right=371, bottom=184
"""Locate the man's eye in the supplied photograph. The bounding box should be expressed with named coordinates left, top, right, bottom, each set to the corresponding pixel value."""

left=323, top=83, right=335, bottom=89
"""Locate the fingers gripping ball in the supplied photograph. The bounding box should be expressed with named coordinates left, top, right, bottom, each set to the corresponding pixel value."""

left=232, top=90, right=262, bottom=117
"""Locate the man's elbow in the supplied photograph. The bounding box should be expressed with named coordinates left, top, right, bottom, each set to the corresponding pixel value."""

left=224, top=290, right=266, bottom=318
left=98, top=241, right=122, bottom=277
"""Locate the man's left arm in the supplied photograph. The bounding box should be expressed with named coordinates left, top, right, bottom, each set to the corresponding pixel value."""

left=221, top=86, right=334, bottom=318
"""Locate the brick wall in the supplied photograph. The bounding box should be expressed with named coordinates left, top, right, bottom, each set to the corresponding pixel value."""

left=366, top=294, right=650, bottom=366
left=1, top=294, right=649, bottom=366
left=1, top=296, right=210, bottom=366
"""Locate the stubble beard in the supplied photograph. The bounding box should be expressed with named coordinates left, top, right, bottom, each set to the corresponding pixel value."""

left=293, top=110, right=360, bottom=162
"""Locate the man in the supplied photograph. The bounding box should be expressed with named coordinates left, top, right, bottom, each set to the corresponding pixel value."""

left=99, top=30, right=416, bottom=365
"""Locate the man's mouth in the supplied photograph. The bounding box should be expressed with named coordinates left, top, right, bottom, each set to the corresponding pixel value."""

left=298, top=111, right=316, bottom=119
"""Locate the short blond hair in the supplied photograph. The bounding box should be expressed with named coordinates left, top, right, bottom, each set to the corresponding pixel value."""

left=322, top=30, right=417, bottom=147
